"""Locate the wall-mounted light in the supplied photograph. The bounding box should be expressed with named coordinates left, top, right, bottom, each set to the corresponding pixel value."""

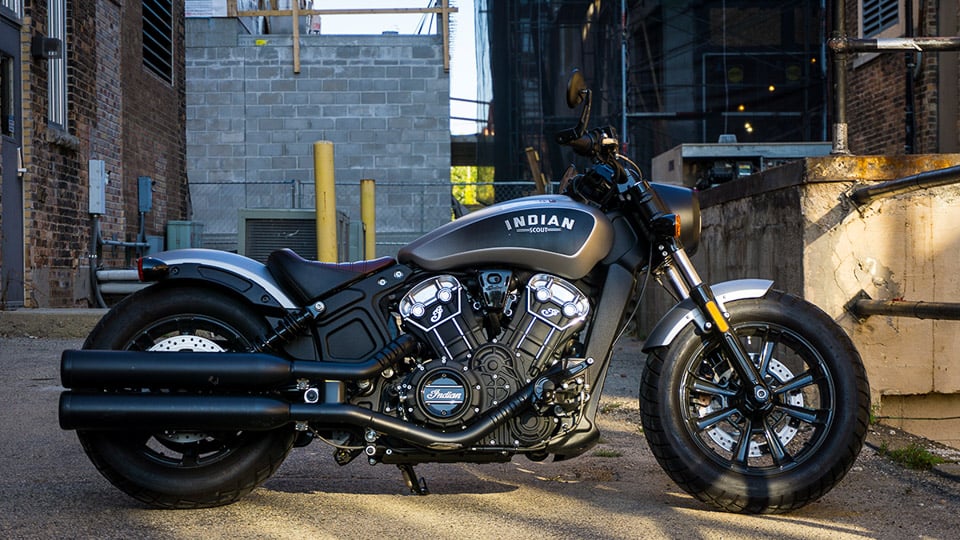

left=31, top=35, right=63, bottom=59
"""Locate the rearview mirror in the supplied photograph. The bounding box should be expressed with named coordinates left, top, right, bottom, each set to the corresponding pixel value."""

left=566, top=70, right=587, bottom=109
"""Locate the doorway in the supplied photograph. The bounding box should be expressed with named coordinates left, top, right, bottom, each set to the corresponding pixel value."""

left=0, top=18, right=22, bottom=308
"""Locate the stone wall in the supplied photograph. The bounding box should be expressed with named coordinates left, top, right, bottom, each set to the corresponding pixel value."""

left=185, top=19, right=451, bottom=256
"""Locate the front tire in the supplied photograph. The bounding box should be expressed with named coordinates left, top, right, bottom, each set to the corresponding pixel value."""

left=76, top=285, right=295, bottom=508
left=640, top=290, right=870, bottom=513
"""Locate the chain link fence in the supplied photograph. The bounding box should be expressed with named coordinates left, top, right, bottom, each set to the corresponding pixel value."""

left=189, top=180, right=542, bottom=258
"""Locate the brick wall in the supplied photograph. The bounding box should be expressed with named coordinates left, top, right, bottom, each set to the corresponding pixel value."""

left=18, top=1, right=187, bottom=307
left=23, top=0, right=99, bottom=307
left=121, top=1, right=188, bottom=239
left=846, top=0, right=943, bottom=154
left=185, top=19, right=451, bottom=256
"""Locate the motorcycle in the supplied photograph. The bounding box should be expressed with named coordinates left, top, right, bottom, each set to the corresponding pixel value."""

left=59, top=71, right=870, bottom=514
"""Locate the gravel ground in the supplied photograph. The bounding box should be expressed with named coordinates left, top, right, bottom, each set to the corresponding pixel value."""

left=2, top=336, right=959, bottom=539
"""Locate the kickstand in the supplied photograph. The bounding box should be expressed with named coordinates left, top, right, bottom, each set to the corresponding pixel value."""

left=397, top=463, right=429, bottom=495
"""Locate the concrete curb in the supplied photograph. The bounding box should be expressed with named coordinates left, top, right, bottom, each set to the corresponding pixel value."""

left=0, top=309, right=106, bottom=339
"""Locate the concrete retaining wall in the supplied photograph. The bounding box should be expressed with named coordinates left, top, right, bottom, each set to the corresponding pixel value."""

left=638, top=154, right=960, bottom=447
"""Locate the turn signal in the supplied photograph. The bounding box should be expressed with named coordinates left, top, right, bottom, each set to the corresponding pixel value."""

left=705, top=300, right=729, bottom=333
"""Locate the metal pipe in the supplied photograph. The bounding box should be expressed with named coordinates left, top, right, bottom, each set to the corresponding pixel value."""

left=100, top=239, right=150, bottom=248
left=61, top=334, right=418, bottom=391
left=97, top=282, right=148, bottom=295
left=830, top=0, right=850, bottom=155
left=59, top=385, right=535, bottom=452
left=904, top=3, right=916, bottom=154
left=852, top=299, right=960, bottom=321
left=849, top=164, right=960, bottom=206
left=829, top=36, right=960, bottom=54
left=95, top=269, right=140, bottom=281
left=89, top=215, right=107, bottom=308
left=620, top=0, right=627, bottom=151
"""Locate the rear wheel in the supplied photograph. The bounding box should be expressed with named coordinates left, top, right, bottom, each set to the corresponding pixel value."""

left=640, top=290, right=870, bottom=513
left=77, top=285, right=295, bottom=508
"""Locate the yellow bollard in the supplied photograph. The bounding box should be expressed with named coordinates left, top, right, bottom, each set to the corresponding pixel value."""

left=314, top=141, right=337, bottom=262
left=360, top=179, right=376, bottom=259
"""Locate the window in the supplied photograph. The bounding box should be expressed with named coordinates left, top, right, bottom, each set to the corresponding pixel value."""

left=48, top=0, right=67, bottom=128
left=1, top=53, right=14, bottom=137
left=855, top=1, right=915, bottom=67
left=0, top=0, right=22, bottom=19
left=143, top=0, right=173, bottom=83
left=861, top=0, right=899, bottom=37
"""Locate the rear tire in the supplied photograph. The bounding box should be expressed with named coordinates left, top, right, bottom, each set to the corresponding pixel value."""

left=640, top=290, right=870, bottom=513
left=76, top=285, right=295, bottom=508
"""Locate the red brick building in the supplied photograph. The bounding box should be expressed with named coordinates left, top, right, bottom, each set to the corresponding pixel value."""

left=0, top=1, right=187, bottom=308
left=844, top=0, right=959, bottom=155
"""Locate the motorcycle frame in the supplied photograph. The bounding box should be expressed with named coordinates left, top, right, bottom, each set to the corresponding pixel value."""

left=109, top=190, right=772, bottom=460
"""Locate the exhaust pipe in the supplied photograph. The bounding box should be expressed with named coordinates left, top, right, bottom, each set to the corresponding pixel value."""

left=61, top=334, right=417, bottom=391
left=58, top=385, right=536, bottom=451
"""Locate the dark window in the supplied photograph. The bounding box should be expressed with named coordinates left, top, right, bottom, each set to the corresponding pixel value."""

left=48, top=0, right=67, bottom=127
left=2, top=53, right=14, bottom=137
left=862, top=0, right=899, bottom=37
left=143, top=0, right=173, bottom=82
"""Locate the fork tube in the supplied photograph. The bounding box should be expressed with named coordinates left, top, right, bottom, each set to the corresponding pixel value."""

left=661, top=240, right=770, bottom=402
left=659, top=264, right=691, bottom=301
left=666, top=243, right=702, bottom=289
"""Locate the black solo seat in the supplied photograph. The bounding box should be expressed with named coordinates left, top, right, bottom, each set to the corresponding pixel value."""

left=266, top=248, right=396, bottom=304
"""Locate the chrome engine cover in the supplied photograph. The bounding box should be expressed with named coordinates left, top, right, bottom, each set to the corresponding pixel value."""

left=396, top=272, right=591, bottom=445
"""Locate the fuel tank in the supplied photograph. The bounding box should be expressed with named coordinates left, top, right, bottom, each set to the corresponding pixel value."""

left=397, top=195, right=614, bottom=280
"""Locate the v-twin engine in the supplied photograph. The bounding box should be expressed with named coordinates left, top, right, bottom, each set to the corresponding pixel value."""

left=395, top=272, right=590, bottom=447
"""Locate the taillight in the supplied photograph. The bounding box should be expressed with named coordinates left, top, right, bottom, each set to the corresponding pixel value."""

left=137, top=257, right=169, bottom=282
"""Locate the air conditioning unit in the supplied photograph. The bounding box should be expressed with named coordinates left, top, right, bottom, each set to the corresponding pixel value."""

left=238, top=209, right=350, bottom=263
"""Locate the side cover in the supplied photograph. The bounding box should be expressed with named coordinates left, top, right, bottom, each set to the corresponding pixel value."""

left=398, top=195, right=614, bottom=280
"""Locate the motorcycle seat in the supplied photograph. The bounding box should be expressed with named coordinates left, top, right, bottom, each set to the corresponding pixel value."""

left=266, top=248, right=396, bottom=303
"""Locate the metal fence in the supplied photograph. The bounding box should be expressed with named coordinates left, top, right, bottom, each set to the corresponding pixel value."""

left=188, top=180, right=541, bottom=257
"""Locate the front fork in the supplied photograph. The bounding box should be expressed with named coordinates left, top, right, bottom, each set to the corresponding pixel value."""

left=655, top=238, right=774, bottom=410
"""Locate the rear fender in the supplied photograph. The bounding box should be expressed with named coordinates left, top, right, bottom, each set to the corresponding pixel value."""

left=641, top=279, right=773, bottom=352
left=139, top=248, right=298, bottom=310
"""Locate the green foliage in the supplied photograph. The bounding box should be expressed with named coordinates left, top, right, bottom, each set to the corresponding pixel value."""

left=869, top=403, right=882, bottom=425
left=879, top=442, right=945, bottom=471
left=599, top=402, right=623, bottom=414
left=451, top=166, right=495, bottom=207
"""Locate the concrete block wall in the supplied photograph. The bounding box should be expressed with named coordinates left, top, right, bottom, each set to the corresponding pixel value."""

left=185, top=18, right=451, bottom=256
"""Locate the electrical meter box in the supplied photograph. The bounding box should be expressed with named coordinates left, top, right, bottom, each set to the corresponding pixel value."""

left=138, top=176, right=153, bottom=213
left=89, top=159, right=106, bottom=215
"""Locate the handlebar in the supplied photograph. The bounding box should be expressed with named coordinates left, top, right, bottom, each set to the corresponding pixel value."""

left=567, top=133, right=596, bottom=157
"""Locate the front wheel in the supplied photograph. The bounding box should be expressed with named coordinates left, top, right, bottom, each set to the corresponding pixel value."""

left=76, top=285, right=296, bottom=509
left=640, top=290, right=870, bottom=513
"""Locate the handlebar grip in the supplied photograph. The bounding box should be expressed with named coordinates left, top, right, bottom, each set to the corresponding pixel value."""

left=568, top=134, right=594, bottom=156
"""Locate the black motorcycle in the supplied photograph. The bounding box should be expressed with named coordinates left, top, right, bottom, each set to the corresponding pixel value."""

left=59, top=71, right=869, bottom=513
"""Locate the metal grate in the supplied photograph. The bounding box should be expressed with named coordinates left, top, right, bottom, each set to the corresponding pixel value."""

left=862, top=0, right=899, bottom=37
left=143, top=0, right=173, bottom=82
left=238, top=209, right=349, bottom=263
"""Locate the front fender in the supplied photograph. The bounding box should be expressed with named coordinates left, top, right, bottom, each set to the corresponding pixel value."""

left=140, top=248, right=298, bottom=310
left=641, top=279, right=774, bottom=352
